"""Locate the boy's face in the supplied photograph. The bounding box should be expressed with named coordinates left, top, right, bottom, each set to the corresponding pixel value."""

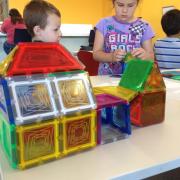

left=36, top=13, right=61, bottom=42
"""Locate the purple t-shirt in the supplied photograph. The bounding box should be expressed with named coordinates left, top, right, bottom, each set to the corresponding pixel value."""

left=96, top=16, right=155, bottom=75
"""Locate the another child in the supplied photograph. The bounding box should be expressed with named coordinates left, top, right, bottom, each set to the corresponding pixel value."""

left=154, top=9, right=180, bottom=69
left=23, top=0, right=61, bottom=43
left=93, top=0, right=155, bottom=75
left=1, top=8, right=26, bottom=54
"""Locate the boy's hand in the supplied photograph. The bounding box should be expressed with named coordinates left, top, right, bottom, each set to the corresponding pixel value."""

left=131, top=48, right=147, bottom=60
left=112, top=49, right=126, bottom=62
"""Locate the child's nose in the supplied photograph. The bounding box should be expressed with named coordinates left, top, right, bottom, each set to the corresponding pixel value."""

left=122, top=7, right=128, bottom=13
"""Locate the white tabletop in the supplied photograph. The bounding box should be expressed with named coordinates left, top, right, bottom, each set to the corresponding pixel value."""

left=1, top=76, right=180, bottom=180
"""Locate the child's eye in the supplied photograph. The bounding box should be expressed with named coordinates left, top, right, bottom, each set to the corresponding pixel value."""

left=117, top=3, right=124, bottom=7
left=128, top=3, right=135, bottom=7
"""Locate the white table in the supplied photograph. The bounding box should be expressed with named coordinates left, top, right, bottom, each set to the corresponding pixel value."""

left=1, top=76, right=180, bottom=180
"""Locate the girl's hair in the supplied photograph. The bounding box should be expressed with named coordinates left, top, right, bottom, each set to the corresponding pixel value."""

left=23, top=0, right=61, bottom=36
left=112, top=0, right=139, bottom=4
left=9, top=8, right=23, bottom=24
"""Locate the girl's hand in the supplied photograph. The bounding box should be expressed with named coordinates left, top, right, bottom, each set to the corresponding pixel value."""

left=131, top=48, right=147, bottom=60
left=112, top=49, right=126, bottom=62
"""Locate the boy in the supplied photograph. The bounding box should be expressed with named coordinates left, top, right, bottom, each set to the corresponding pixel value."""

left=154, top=9, right=180, bottom=69
left=23, top=0, right=62, bottom=43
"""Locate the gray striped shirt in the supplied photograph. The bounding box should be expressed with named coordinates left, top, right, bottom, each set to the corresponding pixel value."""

left=154, top=37, right=180, bottom=69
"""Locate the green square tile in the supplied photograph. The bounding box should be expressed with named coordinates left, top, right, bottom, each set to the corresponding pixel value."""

left=119, top=59, right=153, bottom=91
left=0, top=112, right=18, bottom=168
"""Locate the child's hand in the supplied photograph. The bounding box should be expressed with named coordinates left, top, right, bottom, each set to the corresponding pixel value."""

left=112, top=49, right=126, bottom=62
left=131, top=48, right=147, bottom=60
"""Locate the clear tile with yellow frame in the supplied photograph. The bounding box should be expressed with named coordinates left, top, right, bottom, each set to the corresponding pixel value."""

left=60, top=110, right=96, bottom=155
left=16, top=119, right=60, bottom=169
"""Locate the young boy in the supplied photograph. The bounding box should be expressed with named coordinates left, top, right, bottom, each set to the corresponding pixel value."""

left=154, top=9, right=180, bottom=69
left=23, top=0, right=62, bottom=43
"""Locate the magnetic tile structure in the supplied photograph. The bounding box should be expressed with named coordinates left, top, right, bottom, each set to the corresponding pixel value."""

left=0, top=43, right=166, bottom=170
left=94, top=57, right=166, bottom=127
left=0, top=42, right=98, bottom=169
left=119, top=58, right=166, bottom=126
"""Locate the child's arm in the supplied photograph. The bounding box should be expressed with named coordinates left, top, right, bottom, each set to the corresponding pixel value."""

left=93, top=30, right=126, bottom=62
left=131, top=39, right=154, bottom=60
left=0, top=19, right=8, bottom=33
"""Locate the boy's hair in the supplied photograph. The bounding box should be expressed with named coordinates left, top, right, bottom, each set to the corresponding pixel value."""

left=161, top=9, right=180, bottom=36
left=23, top=0, right=61, bottom=36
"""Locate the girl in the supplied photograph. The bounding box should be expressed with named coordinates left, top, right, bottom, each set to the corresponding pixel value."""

left=1, top=8, right=26, bottom=54
left=93, top=0, right=155, bottom=75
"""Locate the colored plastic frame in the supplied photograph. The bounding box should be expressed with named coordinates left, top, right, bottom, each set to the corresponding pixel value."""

left=51, top=72, right=96, bottom=115
left=60, top=110, right=96, bottom=155
left=8, top=76, right=58, bottom=125
left=7, top=42, right=84, bottom=76
left=0, top=112, right=17, bottom=168
left=0, top=78, right=15, bottom=124
left=16, top=119, right=60, bottom=169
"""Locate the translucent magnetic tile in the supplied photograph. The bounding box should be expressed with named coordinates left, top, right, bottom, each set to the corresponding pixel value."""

left=94, top=86, right=138, bottom=102
left=6, top=43, right=84, bottom=76
left=96, top=93, right=126, bottom=109
left=93, top=87, right=104, bottom=95
left=141, top=91, right=166, bottom=126
left=17, top=119, right=60, bottom=169
left=59, top=79, right=89, bottom=107
left=0, top=77, right=17, bottom=125
left=143, top=64, right=166, bottom=93
left=52, top=73, right=96, bottom=115
left=101, top=124, right=127, bottom=145
left=119, top=59, right=153, bottom=91
left=0, top=46, right=18, bottom=76
left=0, top=112, right=17, bottom=168
left=61, top=111, right=96, bottom=155
left=0, top=85, right=8, bottom=119
left=8, top=78, right=58, bottom=125
left=130, top=95, right=142, bottom=126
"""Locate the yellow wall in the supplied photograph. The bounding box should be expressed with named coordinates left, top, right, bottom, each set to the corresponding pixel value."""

left=9, top=0, right=180, bottom=41
left=138, top=0, right=180, bottom=41
left=9, top=0, right=103, bottom=25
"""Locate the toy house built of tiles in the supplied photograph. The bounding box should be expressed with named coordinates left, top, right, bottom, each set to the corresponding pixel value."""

left=0, top=42, right=166, bottom=169
left=94, top=58, right=166, bottom=128
left=0, top=42, right=98, bottom=169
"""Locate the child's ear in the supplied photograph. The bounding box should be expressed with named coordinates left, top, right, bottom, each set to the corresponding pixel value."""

left=33, top=25, right=41, bottom=36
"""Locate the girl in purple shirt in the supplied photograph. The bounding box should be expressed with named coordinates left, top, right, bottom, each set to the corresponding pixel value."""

left=93, top=0, right=155, bottom=75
